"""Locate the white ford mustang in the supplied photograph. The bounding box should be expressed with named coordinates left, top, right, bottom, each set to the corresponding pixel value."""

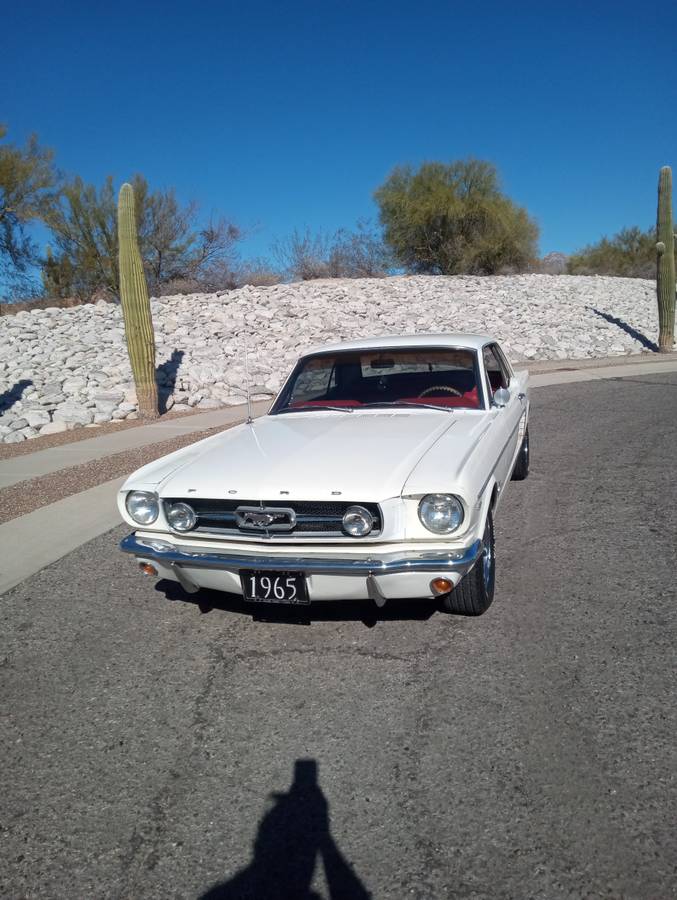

left=119, top=334, right=530, bottom=616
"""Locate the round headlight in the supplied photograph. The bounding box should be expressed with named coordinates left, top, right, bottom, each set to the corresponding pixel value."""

left=126, top=491, right=159, bottom=526
left=418, top=494, right=464, bottom=534
left=342, top=505, right=374, bottom=537
left=166, top=502, right=197, bottom=532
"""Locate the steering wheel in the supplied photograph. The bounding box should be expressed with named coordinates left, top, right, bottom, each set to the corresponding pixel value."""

left=418, top=385, right=462, bottom=398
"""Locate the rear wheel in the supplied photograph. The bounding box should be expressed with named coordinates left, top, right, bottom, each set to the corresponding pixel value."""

left=441, top=513, right=495, bottom=616
left=511, top=426, right=530, bottom=481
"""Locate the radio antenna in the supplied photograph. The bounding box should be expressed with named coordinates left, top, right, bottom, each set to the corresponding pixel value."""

left=243, top=333, right=254, bottom=425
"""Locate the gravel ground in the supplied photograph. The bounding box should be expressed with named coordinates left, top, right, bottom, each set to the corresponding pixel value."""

left=0, top=424, right=224, bottom=524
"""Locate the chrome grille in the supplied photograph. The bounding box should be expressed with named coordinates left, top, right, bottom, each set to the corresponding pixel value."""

left=163, top=499, right=382, bottom=537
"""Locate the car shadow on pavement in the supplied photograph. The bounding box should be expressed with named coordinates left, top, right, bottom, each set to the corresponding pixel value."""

left=200, top=759, right=371, bottom=900
left=154, top=580, right=438, bottom=626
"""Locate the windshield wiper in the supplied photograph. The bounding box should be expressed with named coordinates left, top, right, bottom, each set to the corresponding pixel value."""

left=278, top=404, right=354, bottom=414
left=362, top=401, right=454, bottom=412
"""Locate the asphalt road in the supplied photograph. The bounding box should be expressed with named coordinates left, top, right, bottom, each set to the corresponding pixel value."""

left=2, top=374, right=676, bottom=900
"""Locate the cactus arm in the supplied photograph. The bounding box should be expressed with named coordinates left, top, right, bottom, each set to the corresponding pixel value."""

left=117, top=182, right=159, bottom=418
left=656, top=166, right=676, bottom=352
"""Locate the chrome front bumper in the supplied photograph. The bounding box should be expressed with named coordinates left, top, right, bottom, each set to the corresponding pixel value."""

left=120, top=533, right=483, bottom=577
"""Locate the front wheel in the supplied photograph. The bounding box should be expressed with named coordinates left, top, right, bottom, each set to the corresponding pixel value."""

left=441, top=513, right=495, bottom=616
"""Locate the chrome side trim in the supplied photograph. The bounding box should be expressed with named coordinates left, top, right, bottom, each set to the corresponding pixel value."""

left=120, top=534, right=483, bottom=577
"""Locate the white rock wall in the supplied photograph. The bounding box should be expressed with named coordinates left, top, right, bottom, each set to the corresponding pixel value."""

left=0, top=274, right=662, bottom=443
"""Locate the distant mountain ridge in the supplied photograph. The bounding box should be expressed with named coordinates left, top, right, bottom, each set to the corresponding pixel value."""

left=539, top=252, right=568, bottom=274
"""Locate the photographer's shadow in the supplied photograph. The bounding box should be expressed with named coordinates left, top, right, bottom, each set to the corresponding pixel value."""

left=201, top=760, right=370, bottom=900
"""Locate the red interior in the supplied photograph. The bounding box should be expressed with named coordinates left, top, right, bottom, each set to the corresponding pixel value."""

left=400, top=387, right=480, bottom=408
left=290, top=387, right=480, bottom=410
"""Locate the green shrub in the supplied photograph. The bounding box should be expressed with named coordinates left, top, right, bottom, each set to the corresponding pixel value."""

left=373, top=159, right=538, bottom=275
left=567, top=226, right=655, bottom=278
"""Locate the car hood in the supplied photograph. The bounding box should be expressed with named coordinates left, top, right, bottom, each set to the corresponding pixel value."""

left=134, top=411, right=458, bottom=503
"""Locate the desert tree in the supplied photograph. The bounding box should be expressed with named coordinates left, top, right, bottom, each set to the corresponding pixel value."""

left=273, top=229, right=332, bottom=280
left=43, top=174, right=241, bottom=298
left=232, top=257, right=282, bottom=287
left=137, top=186, right=241, bottom=288
left=0, top=125, right=58, bottom=297
left=374, top=159, right=539, bottom=275
left=328, top=221, right=393, bottom=277
left=274, top=221, right=391, bottom=281
left=42, top=175, right=120, bottom=298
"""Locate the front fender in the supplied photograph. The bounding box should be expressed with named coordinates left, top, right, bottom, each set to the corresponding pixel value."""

left=474, top=476, right=499, bottom=539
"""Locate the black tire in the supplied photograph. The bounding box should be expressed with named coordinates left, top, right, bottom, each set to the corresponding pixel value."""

left=441, top=513, right=495, bottom=616
left=511, top=425, right=530, bottom=481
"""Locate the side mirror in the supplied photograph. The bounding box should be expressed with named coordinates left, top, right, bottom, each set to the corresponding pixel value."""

left=492, top=387, right=511, bottom=408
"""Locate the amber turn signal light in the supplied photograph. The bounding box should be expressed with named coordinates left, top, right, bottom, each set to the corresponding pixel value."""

left=430, top=577, right=453, bottom=596
left=139, top=562, right=158, bottom=576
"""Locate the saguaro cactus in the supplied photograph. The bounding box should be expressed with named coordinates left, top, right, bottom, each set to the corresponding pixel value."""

left=656, top=166, right=676, bottom=352
left=118, top=182, right=159, bottom=417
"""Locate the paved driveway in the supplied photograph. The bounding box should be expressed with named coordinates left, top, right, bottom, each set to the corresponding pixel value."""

left=1, top=374, right=676, bottom=899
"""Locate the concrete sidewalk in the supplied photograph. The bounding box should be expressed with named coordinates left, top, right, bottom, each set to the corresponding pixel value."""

left=0, top=476, right=126, bottom=594
left=526, top=356, right=677, bottom=387
left=0, top=400, right=269, bottom=489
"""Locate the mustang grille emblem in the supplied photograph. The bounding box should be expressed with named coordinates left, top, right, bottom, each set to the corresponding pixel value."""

left=234, top=506, right=297, bottom=532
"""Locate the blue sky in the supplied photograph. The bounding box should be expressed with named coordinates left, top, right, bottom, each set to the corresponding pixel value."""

left=3, top=0, right=676, bottom=265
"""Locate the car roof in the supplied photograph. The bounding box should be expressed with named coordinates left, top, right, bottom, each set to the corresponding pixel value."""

left=303, top=333, right=495, bottom=356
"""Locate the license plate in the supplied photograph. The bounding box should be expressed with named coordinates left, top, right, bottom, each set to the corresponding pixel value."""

left=240, top=570, right=309, bottom=604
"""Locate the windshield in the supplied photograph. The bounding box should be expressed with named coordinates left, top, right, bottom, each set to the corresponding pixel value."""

left=272, top=347, right=483, bottom=413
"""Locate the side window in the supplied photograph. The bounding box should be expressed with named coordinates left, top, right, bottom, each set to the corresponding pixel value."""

left=482, top=345, right=510, bottom=397
left=493, top=344, right=514, bottom=381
